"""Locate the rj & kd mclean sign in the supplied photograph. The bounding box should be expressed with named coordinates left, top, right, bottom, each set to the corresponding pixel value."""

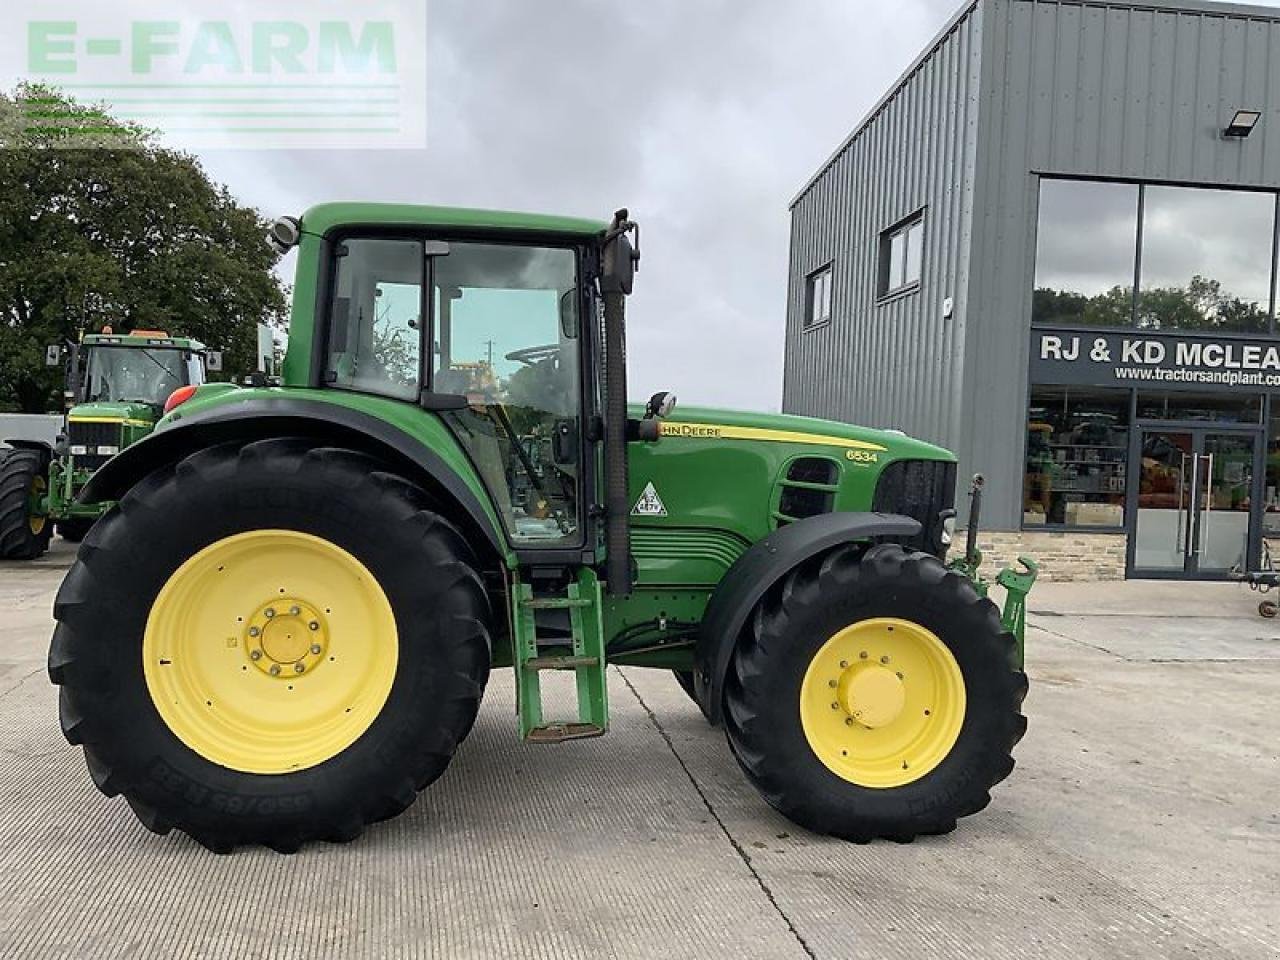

left=1029, top=328, right=1280, bottom=392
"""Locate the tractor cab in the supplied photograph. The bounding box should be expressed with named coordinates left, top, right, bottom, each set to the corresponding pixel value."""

left=50, top=330, right=214, bottom=477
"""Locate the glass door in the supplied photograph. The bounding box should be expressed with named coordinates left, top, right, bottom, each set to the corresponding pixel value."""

left=1130, top=426, right=1260, bottom=579
left=1132, top=430, right=1195, bottom=575
left=1196, top=433, right=1256, bottom=577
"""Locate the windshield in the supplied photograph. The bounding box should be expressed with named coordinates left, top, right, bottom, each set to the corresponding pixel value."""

left=84, top=347, right=188, bottom=405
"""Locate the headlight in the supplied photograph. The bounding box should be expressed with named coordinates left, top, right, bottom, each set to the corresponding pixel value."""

left=94, top=445, right=120, bottom=456
left=941, top=516, right=956, bottom=546
left=69, top=444, right=87, bottom=455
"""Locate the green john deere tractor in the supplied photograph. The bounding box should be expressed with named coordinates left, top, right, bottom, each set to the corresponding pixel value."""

left=0, top=330, right=217, bottom=560
left=49, top=205, right=1036, bottom=853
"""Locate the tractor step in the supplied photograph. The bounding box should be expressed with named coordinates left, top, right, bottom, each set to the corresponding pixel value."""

left=526, top=655, right=599, bottom=671
left=512, top=569, right=608, bottom=741
left=523, top=598, right=594, bottom=610
left=526, top=723, right=605, bottom=743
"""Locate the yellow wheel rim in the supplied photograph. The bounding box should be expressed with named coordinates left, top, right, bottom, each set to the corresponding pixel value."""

left=800, top=617, right=965, bottom=788
left=143, top=530, right=399, bottom=775
left=28, top=475, right=47, bottom=536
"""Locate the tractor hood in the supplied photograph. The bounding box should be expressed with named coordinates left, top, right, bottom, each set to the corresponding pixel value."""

left=645, top=406, right=956, bottom=462
left=66, top=401, right=160, bottom=427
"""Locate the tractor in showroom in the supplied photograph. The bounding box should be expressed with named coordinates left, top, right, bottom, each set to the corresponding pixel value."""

left=49, top=205, right=1035, bottom=852
left=0, top=330, right=219, bottom=560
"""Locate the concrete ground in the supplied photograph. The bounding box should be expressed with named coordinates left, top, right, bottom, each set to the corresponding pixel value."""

left=1, top=541, right=1277, bottom=959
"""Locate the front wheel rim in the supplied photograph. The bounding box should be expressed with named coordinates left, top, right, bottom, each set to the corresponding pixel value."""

left=799, top=617, right=966, bottom=788
left=28, top=474, right=47, bottom=535
left=143, top=530, right=399, bottom=775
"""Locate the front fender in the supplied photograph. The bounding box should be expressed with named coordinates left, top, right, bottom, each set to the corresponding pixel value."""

left=693, top=511, right=922, bottom=725
left=79, top=395, right=509, bottom=563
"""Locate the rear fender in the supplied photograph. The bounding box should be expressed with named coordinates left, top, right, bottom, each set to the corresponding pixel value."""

left=78, top=397, right=508, bottom=564
left=693, top=512, right=922, bottom=725
left=4, top=438, right=55, bottom=462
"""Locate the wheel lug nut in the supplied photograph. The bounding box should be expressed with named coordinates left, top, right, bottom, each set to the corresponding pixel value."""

left=831, top=702, right=839, bottom=710
left=265, top=608, right=276, bottom=618
left=294, top=663, right=305, bottom=674
left=269, top=664, right=281, bottom=676
left=308, top=621, right=320, bottom=631
left=310, top=644, right=322, bottom=655
left=289, top=605, right=300, bottom=616
left=896, top=672, right=904, bottom=679
left=250, top=649, right=262, bottom=661
left=845, top=718, right=854, bottom=726
left=859, top=651, right=868, bottom=659
left=839, top=660, right=848, bottom=668
left=248, top=626, right=260, bottom=637
left=880, top=656, right=891, bottom=664
left=828, top=679, right=837, bottom=688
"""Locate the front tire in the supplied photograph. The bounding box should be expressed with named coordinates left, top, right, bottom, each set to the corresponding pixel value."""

left=724, top=543, right=1027, bottom=842
left=0, top=448, right=52, bottom=560
left=49, top=439, right=492, bottom=852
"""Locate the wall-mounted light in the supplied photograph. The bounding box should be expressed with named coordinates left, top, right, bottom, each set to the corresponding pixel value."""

left=1223, top=109, right=1262, bottom=139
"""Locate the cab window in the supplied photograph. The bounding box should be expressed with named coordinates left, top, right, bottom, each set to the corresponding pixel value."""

left=325, top=238, right=423, bottom=401
left=432, top=242, right=582, bottom=546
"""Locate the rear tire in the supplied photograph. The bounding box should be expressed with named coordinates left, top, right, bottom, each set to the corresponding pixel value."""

left=724, top=543, right=1027, bottom=842
left=0, top=448, right=52, bottom=560
left=57, top=517, right=95, bottom=543
left=49, top=439, right=493, bottom=852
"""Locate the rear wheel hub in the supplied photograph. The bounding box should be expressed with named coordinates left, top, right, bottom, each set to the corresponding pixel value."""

left=246, top=598, right=328, bottom=677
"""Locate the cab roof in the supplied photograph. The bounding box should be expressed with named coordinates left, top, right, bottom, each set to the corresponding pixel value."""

left=299, top=202, right=609, bottom=239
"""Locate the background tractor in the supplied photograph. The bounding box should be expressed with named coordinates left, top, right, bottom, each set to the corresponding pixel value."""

left=0, top=330, right=218, bottom=560
left=49, top=205, right=1035, bottom=853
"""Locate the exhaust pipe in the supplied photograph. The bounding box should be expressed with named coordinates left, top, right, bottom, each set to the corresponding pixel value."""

left=599, top=210, right=639, bottom=597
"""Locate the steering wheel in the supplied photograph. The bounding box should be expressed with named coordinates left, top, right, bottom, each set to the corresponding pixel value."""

left=505, top=344, right=560, bottom=366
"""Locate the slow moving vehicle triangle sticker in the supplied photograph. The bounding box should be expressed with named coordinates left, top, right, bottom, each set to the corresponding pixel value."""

left=632, top=481, right=667, bottom=517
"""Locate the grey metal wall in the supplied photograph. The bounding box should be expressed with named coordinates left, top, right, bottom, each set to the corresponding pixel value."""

left=782, top=2, right=985, bottom=459
left=784, top=0, right=1280, bottom=529
left=966, top=0, right=1280, bottom=527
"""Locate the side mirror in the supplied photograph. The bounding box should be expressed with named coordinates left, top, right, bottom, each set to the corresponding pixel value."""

left=552, top=418, right=578, bottom=464
left=559, top=290, right=578, bottom=340
left=205, top=351, right=223, bottom=372
left=600, top=209, right=640, bottom=295
left=45, top=345, right=61, bottom=367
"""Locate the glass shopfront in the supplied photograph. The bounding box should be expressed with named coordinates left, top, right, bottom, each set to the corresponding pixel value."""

left=1027, top=177, right=1280, bottom=579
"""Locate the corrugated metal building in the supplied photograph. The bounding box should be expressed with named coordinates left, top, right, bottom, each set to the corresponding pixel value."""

left=784, top=0, right=1280, bottom=580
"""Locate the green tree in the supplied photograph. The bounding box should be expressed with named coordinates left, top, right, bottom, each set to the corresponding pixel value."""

left=0, top=84, right=288, bottom=411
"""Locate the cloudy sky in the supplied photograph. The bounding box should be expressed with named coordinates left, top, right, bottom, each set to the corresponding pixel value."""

left=178, top=0, right=959, bottom=412
left=8, top=1, right=1280, bottom=409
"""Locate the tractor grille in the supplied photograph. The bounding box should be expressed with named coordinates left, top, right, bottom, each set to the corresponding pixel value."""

left=772, top=457, right=840, bottom=527
left=67, top=420, right=123, bottom=473
left=872, top=459, right=957, bottom=558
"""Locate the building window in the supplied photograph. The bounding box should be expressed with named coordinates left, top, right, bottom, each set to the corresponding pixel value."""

left=1025, top=387, right=1129, bottom=528
left=1138, top=186, right=1274, bottom=334
left=1033, top=180, right=1139, bottom=327
left=805, top=264, right=833, bottom=328
left=1033, top=178, right=1280, bottom=332
left=879, top=213, right=924, bottom=297
left=1136, top=391, right=1263, bottom=424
